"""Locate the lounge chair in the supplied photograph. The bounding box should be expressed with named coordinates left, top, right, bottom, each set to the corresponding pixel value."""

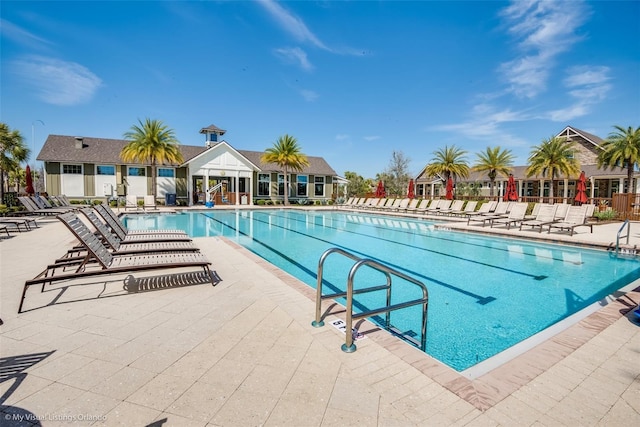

left=437, top=200, right=463, bottom=216
left=365, top=198, right=385, bottom=210
left=523, top=203, right=541, bottom=220
left=0, top=224, right=10, bottom=237
left=32, top=195, right=76, bottom=212
left=125, top=195, right=141, bottom=211
left=391, top=198, right=411, bottom=212
left=490, top=203, right=528, bottom=229
left=406, top=199, right=425, bottom=214
left=94, top=204, right=187, bottom=240
left=547, top=205, right=593, bottom=236
left=359, top=198, right=379, bottom=209
left=402, top=199, right=420, bottom=213
left=519, top=204, right=558, bottom=233
left=143, top=195, right=158, bottom=210
left=423, top=200, right=445, bottom=215
left=18, top=197, right=67, bottom=216
left=19, top=212, right=215, bottom=313
left=451, top=200, right=477, bottom=217
left=374, top=199, right=391, bottom=210
left=465, top=201, right=497, bottom=220
left=0, top=216, right=38, bottom=232
left=79, top=208, right=198, bottom=255
left=379, top=199, right=402, bottom=211
left=554, top=203, right=570, bottom=220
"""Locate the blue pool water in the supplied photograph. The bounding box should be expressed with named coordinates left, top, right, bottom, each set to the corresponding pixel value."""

left=124, top=209, right=640, bottom=371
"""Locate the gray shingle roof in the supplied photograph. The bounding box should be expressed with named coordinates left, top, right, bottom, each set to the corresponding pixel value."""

left=199, top=124, right=226, bottom=135
left=38, top=135, right=337, bottom=175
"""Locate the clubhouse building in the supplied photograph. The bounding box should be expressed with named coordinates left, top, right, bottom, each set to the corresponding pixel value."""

left=37, top=124, right=340, bottom=206
left=415, top=126, right=634, bottom=202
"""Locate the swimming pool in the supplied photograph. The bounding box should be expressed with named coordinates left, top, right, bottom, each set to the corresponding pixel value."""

left=124, top=209, right=640, bottom=372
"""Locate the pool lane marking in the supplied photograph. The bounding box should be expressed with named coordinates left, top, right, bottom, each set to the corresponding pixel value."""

left=198, top=212, right=497, bottom=305
left=245, top=210, right=548, bottom=281
left=274, top=210, right=581, bottom=266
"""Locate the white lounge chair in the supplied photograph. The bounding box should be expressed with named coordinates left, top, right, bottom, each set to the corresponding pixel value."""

left=519, top=204, right=558, bottom=233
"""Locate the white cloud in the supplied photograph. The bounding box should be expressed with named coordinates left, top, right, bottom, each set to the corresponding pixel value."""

left=299, top=89, right=318, bottom=102
left=363, top=136, right=380, bottom=141
left=434, top=104, right=531, bottom=147
left=0, top=18, right=54, bottom=49
left=499, top=0, right=588, bottom=98
left=256, top=0, right=331, bottom=52
left=335, top=134, right=349, bottom=140
left=564, top=65, right=610, bottom=87
left=546, top=65, right=611, bottom=121
left=12, top=55, right=102, bottom=106
left=274, top=47, right=313, bottom=71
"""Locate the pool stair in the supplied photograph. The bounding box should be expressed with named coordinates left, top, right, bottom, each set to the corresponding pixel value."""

left=311, top=247, right=429, bottom=353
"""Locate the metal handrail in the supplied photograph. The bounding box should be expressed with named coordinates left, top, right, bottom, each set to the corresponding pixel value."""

left=616, top=219, right=630, bottom=254
left=312, top=247, right=429, bottom=353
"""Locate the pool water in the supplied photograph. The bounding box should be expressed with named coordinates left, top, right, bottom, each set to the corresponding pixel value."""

left=124, top=209, right=640, bottom=371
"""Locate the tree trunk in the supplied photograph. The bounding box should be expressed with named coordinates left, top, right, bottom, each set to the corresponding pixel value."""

left=283, top=166, right=289, bottom=206
left=489, top=179, right=495, bottom=197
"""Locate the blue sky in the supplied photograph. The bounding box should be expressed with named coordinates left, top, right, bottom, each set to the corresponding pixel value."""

left=2, top=0, right=639, bottom=179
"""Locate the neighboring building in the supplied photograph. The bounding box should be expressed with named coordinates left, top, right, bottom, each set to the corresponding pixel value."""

left=415, top=126, right=634, bottom=201
left=37, top=124, right=339, bottom=206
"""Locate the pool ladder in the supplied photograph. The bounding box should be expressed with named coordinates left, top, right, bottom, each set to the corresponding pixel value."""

left=615, top=220, right=632, bottom=255
left=312, top=248, right=429, bottom=353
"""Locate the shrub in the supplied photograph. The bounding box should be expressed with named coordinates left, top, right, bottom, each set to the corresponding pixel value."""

left=109, top=200, right=117, bottom=207
left=256, top=199, right=265, bottom=206
left=594, top=209, right=617, bottom=221
left=92, top=199, right=103, bottom=205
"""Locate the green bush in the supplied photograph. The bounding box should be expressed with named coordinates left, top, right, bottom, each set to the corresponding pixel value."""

left=92, top=199, right=103, bottom=205
left=109, top=200, right=117, bottom=207
left=256, top=199, right=265, bottom=205
left=594, top=209, right=617, bottom=221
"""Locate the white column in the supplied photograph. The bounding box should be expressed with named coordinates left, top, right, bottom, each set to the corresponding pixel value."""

left=590, top=176, right=595, bottom=199
left=619, top=177, right=624, bottom=194
left=249, top=174, right=254, bottom=205
left=205, top=170, right=210, bottom=202
left=187, top=167, right=193, bottom=206
left=563, top=178, right=569, bottom=201
left=235, top=171, right=239, bottom=205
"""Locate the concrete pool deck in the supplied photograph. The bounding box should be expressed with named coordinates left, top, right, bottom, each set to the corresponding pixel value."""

left=1, top=208, right=639, bottom=426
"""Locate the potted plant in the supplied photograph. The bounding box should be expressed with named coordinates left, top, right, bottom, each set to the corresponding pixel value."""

left=598, top=200, right=608, bottom=212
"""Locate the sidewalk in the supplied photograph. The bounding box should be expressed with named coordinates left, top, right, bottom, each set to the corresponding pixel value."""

left=1, top=213, right=639, bottom=426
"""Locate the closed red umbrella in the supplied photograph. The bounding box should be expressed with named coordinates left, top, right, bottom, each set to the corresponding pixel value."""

left=407, top=179, right=415, bottom=199
left=504, top=174, right=518, bottom=201
left=575, top=171, right=588, bottom=205
left=375, top=180, right=385, bottom=198
left=25, top=165, right=35, bottom=195
left=445, top=177, right=453, bottom=200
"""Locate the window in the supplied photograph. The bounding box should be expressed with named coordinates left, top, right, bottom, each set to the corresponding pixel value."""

left=258, top=173, right=270, bottom=196
left=62, top=164, right=82, bottom=174
left=157, top=168, right=174, bottom=178
left=278, top=174, right=285, bottom=196
left=96, top=165, right=115, bottom=175
left=297, top=175, right=308, bottom=196
left=128, top=167, right=146, bottom=177
left=314, top=176, right=325, bottom=196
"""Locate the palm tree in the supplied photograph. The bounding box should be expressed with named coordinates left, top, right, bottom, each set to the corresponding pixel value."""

left=420, top=145, right=469, bottom=194
left=121, top=118, right=184, bottom=201
left=526, top=136, right=580, bottom=200
left=261, top=134, right=309, bottom=206
left=473, top=146, right=515, bottom=197
left=597, top=125, right=640, bottom=194
left=0, top=122, right=30, bottom=203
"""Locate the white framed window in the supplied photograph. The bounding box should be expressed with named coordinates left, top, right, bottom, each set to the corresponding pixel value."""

left=96, top=165, right=115, bottom=175
left=157, top=168, right=175, bottom=178
left=314, top=176, right=325, bottom=197
left=62, top=164, right=82, bottom=174
left=258, top=173, right=270, bottom=196
left=297, top=175, right=308, bottom=196
left=128, top=167, right=146, bottom=176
